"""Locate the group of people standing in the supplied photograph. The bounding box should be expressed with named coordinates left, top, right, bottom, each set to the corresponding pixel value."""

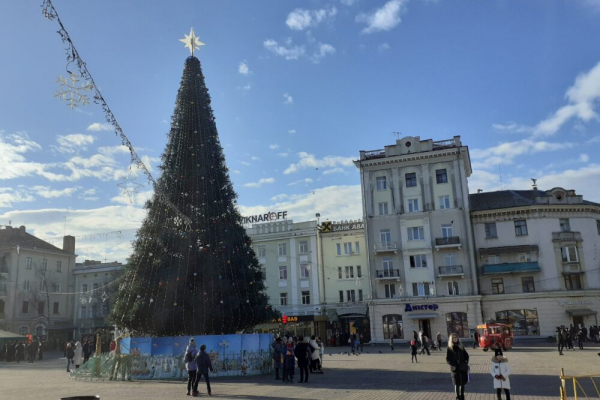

left=272, top=335, right=324, bottom=384
left=183, top=338, right=213, bottom=397
left=556, top=325, right=595, bottom=354
left=0, top=340, right=44, bottom=363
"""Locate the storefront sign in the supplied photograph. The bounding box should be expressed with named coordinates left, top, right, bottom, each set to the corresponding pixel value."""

left=557, top=300, right=592, bottom=307
left=271, top=315, right=317, bottom=323
left=405, top=304, right=439, bottom=312
left=320, top=221, right=364, bottom=233
left=242, top=211, right=288, bottom=224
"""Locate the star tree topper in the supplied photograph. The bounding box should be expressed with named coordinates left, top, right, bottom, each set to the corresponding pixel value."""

left=179, top=28, right=205, bottom=56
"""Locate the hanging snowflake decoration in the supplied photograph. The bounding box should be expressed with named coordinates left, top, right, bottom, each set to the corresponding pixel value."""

left=101, top=292, right=109, bottom=303
left=174, top=216, right=183, bottom=226
left=54, top=72, right=93, bottom=109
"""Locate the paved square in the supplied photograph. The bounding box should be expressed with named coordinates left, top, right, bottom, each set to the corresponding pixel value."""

left=1, top=343, right=599, bottom=400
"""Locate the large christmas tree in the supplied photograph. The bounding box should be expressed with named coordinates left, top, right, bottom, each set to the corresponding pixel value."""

left=109, top=51, right=277, bottom=336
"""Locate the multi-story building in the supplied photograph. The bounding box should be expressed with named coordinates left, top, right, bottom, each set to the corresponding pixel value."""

left=73, top=260, right=124, bottom=339
left=355, top=136, right=481, bottom=343
left=319, top=219, right=371, bottom=343
left=246, top=219, right=325, bottom=337
left=470, top=187, right=600, bottom=336
left=0, top=225, right=76, bottom=342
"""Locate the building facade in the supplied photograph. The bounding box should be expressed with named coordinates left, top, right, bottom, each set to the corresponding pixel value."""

left=355, top=136, right=481, bottom=343
left=470, top=188, right=600, bottom=336
left=73, top=260, right=124, bottom=339
left=0, top=225, right=76, bottom=342
left=246, top=219, right=326, bottom=337
left=319, top=219, right=371, bottom=343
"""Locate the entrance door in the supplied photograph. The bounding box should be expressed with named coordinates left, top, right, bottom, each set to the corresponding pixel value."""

left=419, top=320, right=431, bottom=339
left=573, top=316, right=584, bottom=329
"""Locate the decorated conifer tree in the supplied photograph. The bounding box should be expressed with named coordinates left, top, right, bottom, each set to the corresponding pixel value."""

left=109, top=34, right=277, bottom=336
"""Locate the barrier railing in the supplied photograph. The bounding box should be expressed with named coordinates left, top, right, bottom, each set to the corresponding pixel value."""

left=560, top=368, right=600, bottom=399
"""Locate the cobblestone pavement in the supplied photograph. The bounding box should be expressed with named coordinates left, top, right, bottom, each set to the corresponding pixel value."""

left=1, top=343, right=599, bottom=400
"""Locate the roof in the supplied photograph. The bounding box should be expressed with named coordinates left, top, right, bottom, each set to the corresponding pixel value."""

left=469, top=190, right=600, bottom=212
left=0, top=227, right=69, bottom=254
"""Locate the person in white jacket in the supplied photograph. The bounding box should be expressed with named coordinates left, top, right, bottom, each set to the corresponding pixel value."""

left=73, top=341, right=83, bottom=369
left=309, top=335, right=321, bottom=373
left=490, top=349, right=511, bottom=400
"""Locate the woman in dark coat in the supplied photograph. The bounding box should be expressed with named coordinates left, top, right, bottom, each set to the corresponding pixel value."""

left=272, top=338, right=283, bottom=380
left=446, top=333, right=470, bottom=400
left=294, top=336, right=311, bottom=383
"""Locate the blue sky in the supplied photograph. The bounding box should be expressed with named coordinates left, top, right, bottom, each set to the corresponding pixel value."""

left=1, top=0, right=600, bottom=261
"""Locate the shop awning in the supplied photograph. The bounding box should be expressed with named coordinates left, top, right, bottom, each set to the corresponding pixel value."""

left=566, top=309, right=598, bottom=316
left=405, top=313, right=439, bottom=319
left=337, top=305, right=368, bottom=317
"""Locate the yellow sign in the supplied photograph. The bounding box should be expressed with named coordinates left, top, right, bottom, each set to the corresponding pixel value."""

left=320, top=221, right=332, bottom=233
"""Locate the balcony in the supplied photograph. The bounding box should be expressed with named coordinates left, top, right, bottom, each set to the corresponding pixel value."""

left=375, top=269, right=402, bottom=281
left=435, top=236, right=461, bottom=250
left=563, top=264, right=583, bottom=275
left=482, top=262, right=541, bottom=275
left=552, top=231, right=582, bottom=242
left=373, top=241, right=399, bottom=254
left=437, top=265, right=464, bottom=278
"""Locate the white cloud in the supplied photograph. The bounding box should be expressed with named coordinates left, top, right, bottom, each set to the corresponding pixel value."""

left=340, top=0, right=359, bottom=5
left=288, top=178, right=313, bottom=186
left=378, top=43, right=391, bottom=52
left=86, top=123, right=113, bottom=132
left=586, top=136, right=600, bottom=144
left=32, top=186, right=78, bottom=199
left=231, top=170, right=241, bottom=174
left=356, top=0, right=407, bottom=34
left=0, top=187, right=35, bottom=208
left=270, top=194, right=289, bottom=202
left=238, top=62, right=251, bottom=75
left=241, top=161, right=251, bottom=166
left=111, top=189, right=154, bottom=207
left=491, top=123, right=533, bottom=134
left=243, top=178, right=275, bottom=188
left=263, top=39, right=306, bottom=60
left=284, top=152, right=355, bottom=174
left=323, top=167, right=345, bottom=175
left=288, top=129, right=297, bottom=134
left=53, top=133, right=95, bottom=154
left=83, top=188, right=96, bottom=195
left=269, top=144, right=279, bottom=150
left=470, top=139, right=574, bottom=169
left=278, top=152, right=289, bottom=158
left=286, top=7, right=337, bottom=31
left=310, top=43, right=336, bottom=63
left=283, top=93, right=294, bottom=105
left=237, top=84, right=252, bottom=91
left=251, top=156, right=261, bottom=161
left=580, top=154, right=590, bottom=163
left=533, top=60, right=600, bottom=136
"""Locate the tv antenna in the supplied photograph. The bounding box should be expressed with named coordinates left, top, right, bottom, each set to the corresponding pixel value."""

left=531, top=178, right=538, bottom=190
left=392, top=132, right=401, bottom=140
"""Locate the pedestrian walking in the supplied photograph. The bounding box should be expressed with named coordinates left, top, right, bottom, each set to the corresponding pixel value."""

left=491, top=348, right=511, bottom=400
left=446, top=333, right=470, bottom=400
left=38, top=341, right=44, bottom=360
left=283, top=343, right=295, bottom=383
left=66, top=342, right=74, bottom=372
left=566, top=330, right=573, bottom=350
left=309, top=335, right=320, bottom=373
left=272, top=337, right=283, bottom=380
left=577, top=330, right=584, bottom=350
left=350, top=335, right=356, bottom=354
left=184, top=338, right=198, bottom=396
left=195, top=344, right=213, bottom=396
left=473, top=330, right=480, bottom=349
left=556, top=327, right=565, bottom=355
left=317, top=337, right=325, bottom=373
left=359, top=334, right=364, bottom=352
left=27, top=340, right=37, bottom=363
left=410, top=339, right=418, bottom=363
left=437, top=332, right=443, bottom=351
left=421, top=336, right=431, bottom=355
left=83, top=339, right=91, bottom=364
left=73, top=341, right=83, bottom=369
left=389, top=336, right=394, bottom=351
left=15, top=341, right=24, bottom=363
left=294, top=336, right=311, bottom=383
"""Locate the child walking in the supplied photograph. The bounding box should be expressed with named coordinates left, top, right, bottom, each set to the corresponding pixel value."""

left=410, top=339, right=418, bottom=363
left=490, top=349, right=511, bottom=400
left=282, top=343, right=295, bottom=383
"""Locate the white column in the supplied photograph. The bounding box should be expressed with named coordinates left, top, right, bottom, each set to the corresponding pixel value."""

left=310, top=235, right=320, bottom=307
left=290, top=238, right=298, bottom=309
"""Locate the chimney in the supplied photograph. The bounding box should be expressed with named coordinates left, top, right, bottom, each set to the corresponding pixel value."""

left=63, top=235, right=76, bottom=254
left=19, top=225, right=26, bottom=233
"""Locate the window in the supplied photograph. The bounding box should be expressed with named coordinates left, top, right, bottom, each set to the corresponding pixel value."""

left=358, top=289, right=363, bottom=301
left=444, top=253, right=456, bottom=266
left=39, top=280, right=45, bottom=291
left=565, top=274, right=583, bottom=291
left=18, top=326, right=29, bottom=336
left=93, top=282, right=99, bottom=292
left=412, top=282, right=430, bottom=297
left=376, top=176, right=387, bottom=191
left=278, top=243, right=287, bottom=256
left=280, top=293, right=287, bottom=306
left=22, top=301, right=29, bottom=314
left=439, top=195, right=451, bottom=210
left=339, top=290, right=344, bottom=302
left=38, top=302, right=45, bottom=315
left=436, top=169, right=448, bottom=184
left=344, top=242, right=353, bottom=254
left=382, top=259, right=394, bottom=275
left=338, top=267, right=343, bottom=279
left=492, top=278, right=504, bottom=294
left=41, top=259, right=47, bottom=271
left=82, top=283, right=88, bottom=293
left=345, top=266, right=354, bottom=279
left=301, top=291, right=310, bottom=304
left=561, top=246, right=578, bottom=262
left=23, top=280, right=30, bottom=291
left=56, top=261, right=62, bottom=272
left=0, top=299, right=4, bottom=315
left=53, top=302, right=59, bottom=315
left=355, top=242, right=360, bottom=254
left=522, top=276, right=535, bottom=293
left=347, top=290, right=356, bottom=302
left=559, top=218, right=570, bottom=232
left=514, top=220, right=528, bottom=236
left=407, top=227, right=424, bottom=241
left=382, top=314, right=403, bottom=339
left=80, top=305, right=87, bottom=319
left=446, top=312, right=468, bottom=338
left=357, top=266, right=362, bottom=278
left=384, top=284, right=396, bottom=299
left=92, top=304, right=99, bottom=318
left=405, top=173, right=417, bottom=187
left=409, top=254, right=427, bottom=268
left=260, top=268, right=266, bottom=280
left=52, top=283, right=61, bottom=293
left=300, top=264, right=310, bottom=279
left=380, top=229, right=391, bottom=245
left=487, top=255, right=500, bottom=264
left=448, top=281, right=459, bottom=295
left=518, top=253, right=531, bottom=263
left=299, top=241, right=308, bottom=254
left=336, top=243, right=342, bottom=256
left=442, top=224, right=453, bottom=238
left=408, top=199, right=420, bottom=213
left=257, top=246, right=266, bottom=258
left=279, top=266, right=287, bottom=280
left=484, top=223, right=497, bottom=239
left=378, top=202, right=389, bottom=215
left=496, top=309, right=539, bottom=335
left=26, top=257, right=32, bottom=270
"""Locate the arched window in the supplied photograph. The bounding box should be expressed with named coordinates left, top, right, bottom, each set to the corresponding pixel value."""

left=446, top=312, right=468, bottom=338
left=18, top=325, right=29, bottom=335
left=36, top=325, right=45, bottom=338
